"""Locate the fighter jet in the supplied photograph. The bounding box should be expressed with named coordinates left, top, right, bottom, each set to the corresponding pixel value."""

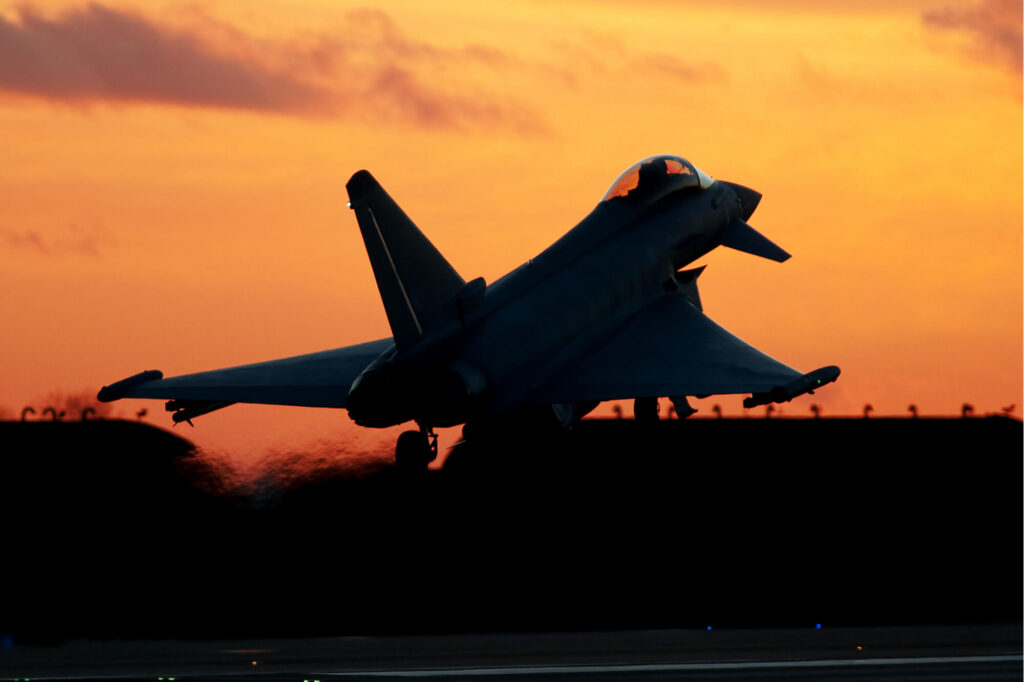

left=99, top=155, right=839, bottom=469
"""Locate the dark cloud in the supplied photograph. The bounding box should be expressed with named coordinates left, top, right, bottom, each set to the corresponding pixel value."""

left=1, top=222, right=114, bottom=257
left=0, top=3, right=542, bottom=131
left=0, top=4, right=324, bottom=112
left=922, top=0, right=1022, bottom=73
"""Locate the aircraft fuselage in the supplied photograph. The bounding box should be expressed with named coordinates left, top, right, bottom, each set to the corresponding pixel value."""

left=346, top=179, right=750, bottom=428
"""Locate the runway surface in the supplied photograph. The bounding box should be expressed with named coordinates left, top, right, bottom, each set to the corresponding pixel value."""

left=2, top=624, right=1020, bottom=681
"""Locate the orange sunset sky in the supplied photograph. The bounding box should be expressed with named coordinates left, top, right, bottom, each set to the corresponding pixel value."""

left=1, top=0, right=1021, bottom=465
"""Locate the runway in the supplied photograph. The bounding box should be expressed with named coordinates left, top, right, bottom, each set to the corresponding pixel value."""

left=2, top=624, right=1020, bottom=681
left=327, top=657, right=1020, bottom=681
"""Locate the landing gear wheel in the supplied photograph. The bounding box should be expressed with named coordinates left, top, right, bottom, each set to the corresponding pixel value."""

left=395, top=427, right=437, bottom=472
left=634, top=397, right=659, bottom=423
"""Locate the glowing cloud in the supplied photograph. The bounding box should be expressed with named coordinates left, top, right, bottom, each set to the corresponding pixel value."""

left=923, top=0, right=1023, bottom=73
left=0, top=4, right=324, bottom=111
left=0, top=3, right=542, bottom=130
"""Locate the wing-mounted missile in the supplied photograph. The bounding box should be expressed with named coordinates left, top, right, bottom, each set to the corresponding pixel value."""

left=743, top=365, right=841, bottom=408
left=97, top=370, right=164, bottom=402
left=165, top=399, right=235, bottom=426
left=720, top=218, right=791, bottom=263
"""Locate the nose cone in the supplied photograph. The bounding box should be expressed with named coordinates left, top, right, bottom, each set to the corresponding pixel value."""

left=720, top=181, right=762, bottom=221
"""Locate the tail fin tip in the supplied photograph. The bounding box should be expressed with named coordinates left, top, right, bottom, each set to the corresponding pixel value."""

left=346, top=170, right=377, bottom=207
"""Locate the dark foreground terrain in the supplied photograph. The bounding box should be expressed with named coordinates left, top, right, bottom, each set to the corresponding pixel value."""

left=0, top=416, right=1020, bottom=642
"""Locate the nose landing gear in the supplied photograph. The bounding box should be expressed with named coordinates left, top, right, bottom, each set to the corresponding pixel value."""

left=395, top=423, right=438, bottom=472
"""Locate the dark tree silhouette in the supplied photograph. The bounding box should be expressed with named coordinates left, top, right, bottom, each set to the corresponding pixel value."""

left=39, top=389, right=115, bottom=420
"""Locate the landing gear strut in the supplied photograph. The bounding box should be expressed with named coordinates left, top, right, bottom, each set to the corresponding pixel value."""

left=670, top=395, right=697, bottom=419
left=395, top=423, right=438, bottom=472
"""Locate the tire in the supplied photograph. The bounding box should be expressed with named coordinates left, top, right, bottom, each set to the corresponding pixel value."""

left=395, top=430, right=430, bottom=472
left=634, top=397, right=659, bottom=423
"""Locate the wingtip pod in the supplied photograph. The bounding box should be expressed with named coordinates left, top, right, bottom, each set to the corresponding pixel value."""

left=744, top=365, right=840, bottom=408
left=97, top=369, right=163, bottom=402
left=720, top=218, right=791, bottom=263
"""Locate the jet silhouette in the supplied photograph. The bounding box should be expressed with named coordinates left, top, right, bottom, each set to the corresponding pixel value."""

left=99, top=155, right=840, bottom=469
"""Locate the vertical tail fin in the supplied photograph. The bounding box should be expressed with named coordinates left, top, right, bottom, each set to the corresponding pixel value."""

left=346, top=170, right=466, bottom=351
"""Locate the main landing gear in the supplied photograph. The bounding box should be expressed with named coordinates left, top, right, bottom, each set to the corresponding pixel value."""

left=634, top=396, right=697, bottom=421
left=395, top=423, right=438, bottom=472
left=634, top=397, right=660, bottom=422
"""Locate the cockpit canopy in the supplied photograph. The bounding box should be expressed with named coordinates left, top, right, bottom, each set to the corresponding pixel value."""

left=601, top=155, right=715, bottom=205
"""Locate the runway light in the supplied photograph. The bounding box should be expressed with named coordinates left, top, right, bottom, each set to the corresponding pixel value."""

left=706, top=626, right=712, bottom=630
left=816, top=624, right=822, bottom=630
left=252, top=660, right=258, bottom=666
left=857, top=645, right=863, bottom=651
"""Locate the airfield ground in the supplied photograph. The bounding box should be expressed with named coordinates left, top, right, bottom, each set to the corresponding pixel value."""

left=0, top=415, right=1020, bottom=642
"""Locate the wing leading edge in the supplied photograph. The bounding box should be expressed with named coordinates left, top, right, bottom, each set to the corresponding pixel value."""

left=536, top=293, right=804, bottom=403
left=98, top=338, right=393, bottom=408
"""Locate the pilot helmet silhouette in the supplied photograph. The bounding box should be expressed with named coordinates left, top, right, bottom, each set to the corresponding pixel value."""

left=634, top=159, right=667, bottom=195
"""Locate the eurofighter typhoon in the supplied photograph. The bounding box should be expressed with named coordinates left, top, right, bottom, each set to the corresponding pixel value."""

left=100, top=155, right=840, bottom=469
